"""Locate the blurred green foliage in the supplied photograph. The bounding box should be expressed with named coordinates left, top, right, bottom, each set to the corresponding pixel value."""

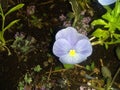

left=11, top=32, right=36, bottom=61
left=91, top=0, right=120, bottom=48
left=0, top=3, right=24, bottom=55
left=86, top=62, right=95, bottom=71
left=68, top=0, right=93, bottom=27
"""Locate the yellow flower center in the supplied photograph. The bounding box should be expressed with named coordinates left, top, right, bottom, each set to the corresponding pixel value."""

left=69, top=49, right=76, bottom=56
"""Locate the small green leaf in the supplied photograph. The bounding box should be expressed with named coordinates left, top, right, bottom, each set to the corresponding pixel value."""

left=55, top=66, right=63, bottom=70
left=24, top=74, right=32, bottom=84
left=67, top=12, right=74, bottom=19
left=34, top=65, right=42, bottom=72
left=5, top=4, right=24, bottom=16
left=3, top=19, right=20, bottom=31
left=101, top=66, right=112, bottom=79
left=86, top=65, right=91, bottom=71
left=102, top=12, right=114, bottom=22
left=92, top=28, right=109, bottom=40
left=18, top=81, right=24, bottom=90
left=91, top=19, right=108, bottom=26
left=63, top=64, right=74, bottom=69
left=91, top=62, right=95, bottom=71
left=112, top=0, right=120, bottom=17
left=103, top=6, right=112, bottom=13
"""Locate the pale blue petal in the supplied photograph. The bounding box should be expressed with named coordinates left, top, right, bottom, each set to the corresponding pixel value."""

left=59, top=53, right=87, bottom=64
left=53, top=39, right=72, bottom=57
left=55, top=27, right=80, bottom=46
left=74, top=39, right=92, bottom=57
left=98, top=0, right=116, bottom=5
left=77, top=33, right=89, bottom=40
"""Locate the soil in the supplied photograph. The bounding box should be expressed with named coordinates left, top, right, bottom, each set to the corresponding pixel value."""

left=0, top=0, right=120, bottom=90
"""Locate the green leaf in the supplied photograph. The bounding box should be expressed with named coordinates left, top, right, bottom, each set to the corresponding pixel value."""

left=101, top=66, right=112, bottom=79
left=116, top=46, right=120, bottom=60
left=34, top=65, right=42, bottom=72
left=5, top=4, right=24, bottom=16
left=112, top=0, right=120, bottom=17
left=92, top=28, right=109, bottom=40
left=111, top=22, right=120, bottom=30
left=103, top=6, right=112, bottom=13
left=55, top=66, right=63, bottom=70
left=3, top=19, right=20, bottom=32
left=24, top=74, right=32, bottom=84
left=91, top=19, right=108, bottom=26
left=113, top=33, right=120, bottom=39
left=102, top=12, right=114, bottom=22
left=0, top=31, right=5, bottom=43
left=67, top=12, right=74, bottom=19
left=91, top=0, right=120, bottom=48
left=18, top=81, right=24, bottom=90
left=86, top=65, right=91, bottom=71
left=63, top=64, right=74, bottom=69
left=105, top=39, right=120, bottom=45
left=91, top=62, right=95, bottom=71
left=85, top=62, right=95, bottom=71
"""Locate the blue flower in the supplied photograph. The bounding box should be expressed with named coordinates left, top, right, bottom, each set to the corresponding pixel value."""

left=52, top=27, right=92, bottom=64
left=98, top=0, right=116, bottom=5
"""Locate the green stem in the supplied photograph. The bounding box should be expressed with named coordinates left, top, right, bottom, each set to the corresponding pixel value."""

left=0, top=4, right=5, bottom=31
left=110, top=67, right=120, bottom=88
left=91, top=41, right=102, bottom=46
left=3, top=45, right=11, bottom=55
left=0, top=4, right=5, bottom=43
left=89, top=36, right=96, bottom=41
left=72, top=17, right=77, bottom=27
left=1, top=16, right=5, bottom=42
left=2, top=15, right=5, bottom=31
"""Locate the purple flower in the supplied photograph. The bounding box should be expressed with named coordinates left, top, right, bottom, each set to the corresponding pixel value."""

left=63, top=21, right=71, bottom=27
left=52, top=27, right=92, bottom=64
left=59, top=14, right=66, bottom=21
left=26, top=5, right=36, bottom=15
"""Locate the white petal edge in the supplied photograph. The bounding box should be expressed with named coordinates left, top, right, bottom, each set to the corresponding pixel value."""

left=59, top=53, right=87, bottom=64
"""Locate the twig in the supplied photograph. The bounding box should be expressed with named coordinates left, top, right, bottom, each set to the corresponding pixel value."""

left=46, top=68, right=67, bottom=74
left=89, top=36, right=96, bottom=41
left=100, top=59, right=104, bottom=67
left=40, top=0, right=54, bottom=5
left=91, top=41, right=102, bottom=46
left=110, top=67, right=120, bottom=87
left=75, top=64, right=86, bottom=69
left=47, top=67, right=52, bottom=81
